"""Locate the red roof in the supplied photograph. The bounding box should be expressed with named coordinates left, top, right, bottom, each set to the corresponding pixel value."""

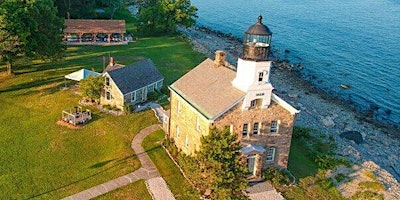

left=64, top=19, right=126, bottom=34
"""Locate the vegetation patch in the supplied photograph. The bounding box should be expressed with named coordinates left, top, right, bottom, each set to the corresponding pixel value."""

left=143, top=130, right=198, bottom=200
left=94, top=179, right=152, bottom=200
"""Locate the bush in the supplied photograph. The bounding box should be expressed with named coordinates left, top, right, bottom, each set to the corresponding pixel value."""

left=293, top=126, right=312, bottom=139
left=335, top=173, right=346, bottom=183
left=358, top=181, right=385, bottom=192
left=124, top=103, right=133, bottom=114
left=160, top=86, right=170, bottom=96
left=263, top=167, right=292, bottom=192
left=351, top=190, right=383, bottom=200
left=147, top=92, right=159, bottom=101
left=163, top=137, right=179, bottom=158
left=103, top=104, right=112, bottom=110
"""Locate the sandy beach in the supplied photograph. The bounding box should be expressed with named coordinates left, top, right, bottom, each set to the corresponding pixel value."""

left=178, top=25, right=400, bottom=198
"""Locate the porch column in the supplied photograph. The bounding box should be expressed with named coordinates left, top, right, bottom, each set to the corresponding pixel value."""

left=92, top=33, right=97, bottom=43
left=107, top=33, right=111, bottom=43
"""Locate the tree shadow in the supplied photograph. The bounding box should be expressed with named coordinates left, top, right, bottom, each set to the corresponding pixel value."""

left=26, top=154, right=136, bottom=199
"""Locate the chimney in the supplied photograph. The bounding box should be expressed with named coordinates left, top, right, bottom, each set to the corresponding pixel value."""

left=109, top=57, right=115, bottom=66
left=214, top=50, right=227, bottom=67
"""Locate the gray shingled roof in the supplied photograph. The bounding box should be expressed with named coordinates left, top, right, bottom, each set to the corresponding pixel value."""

left=108, top=59, right=163, bottom=94
left=170, top=59, right=245, bottom=119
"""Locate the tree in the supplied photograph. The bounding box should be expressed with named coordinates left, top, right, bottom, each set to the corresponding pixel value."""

left=0, top=1, right=35, bottom=75
left=196, top=127, right=249, bottom=200
left=31, top=0, right=66, bottom=61
left=0, top=0, right=65, bottom=75
left=137, top=0, right=197, bottom=34
left=79, top=76, right=103, bottom=102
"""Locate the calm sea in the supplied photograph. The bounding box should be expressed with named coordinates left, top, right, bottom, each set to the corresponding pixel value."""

left=191, top=0, right=400, bottom=127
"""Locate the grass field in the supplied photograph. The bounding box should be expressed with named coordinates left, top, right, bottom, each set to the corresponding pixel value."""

left=142, top=130, right=199, bottom=200
left=95, top=179, right=152, bottom=200
left=287, top=138, right=319, bottom=179
left=0, top=35, right=204, bottom=199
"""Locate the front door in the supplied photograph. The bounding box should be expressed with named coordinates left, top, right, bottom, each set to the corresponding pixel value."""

left=142, top=87, right=147, bottom=101
left=247, top=155, right=256, bottom=175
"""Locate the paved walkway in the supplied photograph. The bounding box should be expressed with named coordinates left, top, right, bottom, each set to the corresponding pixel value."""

left=62, top=124, right=175, bottom=200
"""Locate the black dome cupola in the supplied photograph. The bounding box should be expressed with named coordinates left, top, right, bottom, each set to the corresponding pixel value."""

left=242, top=15, right=273, bottom=61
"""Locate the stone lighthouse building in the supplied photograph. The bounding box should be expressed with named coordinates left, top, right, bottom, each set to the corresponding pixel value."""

left=168, top=16, right=299, bottom=177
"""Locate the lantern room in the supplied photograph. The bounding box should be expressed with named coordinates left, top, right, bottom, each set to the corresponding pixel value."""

left=242, top=15, right=273, bottom=61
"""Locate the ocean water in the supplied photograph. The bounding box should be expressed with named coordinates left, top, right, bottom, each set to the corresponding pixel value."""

left=191, top=0, right=400, bottom=127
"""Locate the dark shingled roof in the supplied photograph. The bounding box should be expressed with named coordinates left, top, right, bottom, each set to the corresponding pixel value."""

left=64, top=19, right=126, bottom=34
left=107, top=59, right=163, bottom=94
left=245, top=15, right=272, bottom=36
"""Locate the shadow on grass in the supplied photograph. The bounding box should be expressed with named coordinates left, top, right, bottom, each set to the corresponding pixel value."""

left=27, top=155, right=136, bottom=200
left=0, top=77, right=64, bottom=94
left=90, top=159, right=116, bottom=168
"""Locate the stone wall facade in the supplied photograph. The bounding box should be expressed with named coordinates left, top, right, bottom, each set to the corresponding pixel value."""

left=213, top=100, right=295, bottom=170
left=100, top=74, right=124, bottom=110
left=169, top=89, right=296, bottom=174
left=169, top=91, right=210, bottom=155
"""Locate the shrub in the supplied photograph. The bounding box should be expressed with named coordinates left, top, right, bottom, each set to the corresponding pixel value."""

left=124, top=103, right=133, bottom=115
left=335, top=173, right=346, bottom=183
left=160, top=86, right=170, bottom=96
left=103, top=104, right=112, bottom=110
left=358, top=181, right=385, bottom=192
left=263, top=167, right=291, bottom=192
left=293, top=126, right=312, bottom=139
left=351, top=190, right=383, bottom=200
left=147, top=91, right=159, bottom=101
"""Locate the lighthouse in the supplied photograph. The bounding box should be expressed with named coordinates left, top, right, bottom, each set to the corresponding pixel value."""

left=232, top=15, right=274, bottom=110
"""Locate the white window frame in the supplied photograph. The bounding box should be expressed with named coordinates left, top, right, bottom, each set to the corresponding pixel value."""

left=131, top=91, right=136, bottom=102
left=106, top=91, right=111, bottom=101
left=176, top=126, right=180, bottom=138
left=177, top=101, right=181, bottom=113
left=270, top=120, right=279, bottom=133
left=253, top=122, right=259, bottom=135
left=105, top=77, right=110, bottom=86
left=266, top=147, right=276, bottom=162
left=258, top=72, right=264, bottom=82
left=185, top=135, right=189, bottom=147
left=242, top=123, right=248, bottom=136
left=196, top=117, right=200, bottom=131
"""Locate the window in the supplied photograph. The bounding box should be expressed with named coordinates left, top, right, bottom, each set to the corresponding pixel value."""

left=258, top=72, right=264, bottom=82
left=105, top=77, right=110, bottom=86
left=266, top=147, right=276, bottom=161
left=196, top=117, right=200, bottom=131
left=176, top=126, right=180, bottom=138
left=250, top=99, right=257, bottom=108
left=270, top=120, right=279, bottom=133
left=131, top=91, right=136, bottom=102
left=106, top=91, right=111, bottom=100
left=185, top=135, right=189, bottom=147
left=177, top=101, right=181, bottom=113
left=242, top=123, right=248, bottom=136
left=253, top=122, right=259, bottom=134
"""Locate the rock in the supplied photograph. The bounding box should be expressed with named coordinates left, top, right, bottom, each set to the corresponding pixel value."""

left=288, top=93, right=298, bottom=99
left=320, top=116, right=335, bottom=127
left=340, top=131, right=364, bottom=144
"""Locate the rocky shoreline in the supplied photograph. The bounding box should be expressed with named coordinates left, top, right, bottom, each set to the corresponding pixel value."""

left=178, top=25, right=400, bottom=198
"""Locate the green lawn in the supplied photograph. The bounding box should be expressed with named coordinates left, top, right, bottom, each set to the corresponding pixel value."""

left=142, top=130, right=199, bottom=200
left=0, top=35, right=205, bottom=199
left=95, top=179, right=152, bottom=200
left=288, top=138, right=319, bottom=179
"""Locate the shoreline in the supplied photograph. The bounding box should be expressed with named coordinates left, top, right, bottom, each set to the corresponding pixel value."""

left=177, top=25, right=400, bottom=198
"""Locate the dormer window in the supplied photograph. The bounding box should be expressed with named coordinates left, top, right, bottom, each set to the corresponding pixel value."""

left=105, top=77, right=110, bottom=86
left=258, top=72, right=264, bottom=82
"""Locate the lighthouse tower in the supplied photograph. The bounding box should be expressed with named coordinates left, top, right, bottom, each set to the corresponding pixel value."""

left=232, top=15, right=274, bottom=110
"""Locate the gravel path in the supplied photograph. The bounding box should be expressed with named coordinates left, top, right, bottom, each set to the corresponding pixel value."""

left=178, top=25, right=400, bottom=199
left=62, top=124, right=175, bottom=200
